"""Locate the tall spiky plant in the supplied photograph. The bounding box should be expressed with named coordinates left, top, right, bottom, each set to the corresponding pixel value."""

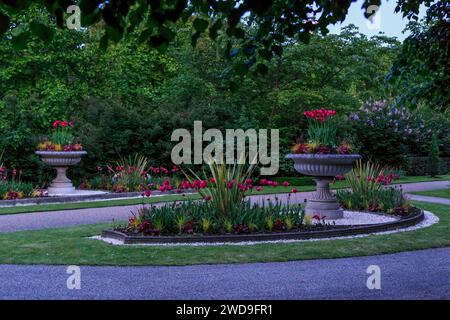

left=345, top=160, right=385, bottom=194
left=114, top=154, right=149, bottom=191
left=186, top=154, right=256, bottom=219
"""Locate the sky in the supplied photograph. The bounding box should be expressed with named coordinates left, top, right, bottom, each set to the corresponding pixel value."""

left=327, top=0, right=427, bottom=41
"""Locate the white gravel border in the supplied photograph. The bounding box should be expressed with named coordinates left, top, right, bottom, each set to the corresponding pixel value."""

left=91, top=210, right=439, bottom=247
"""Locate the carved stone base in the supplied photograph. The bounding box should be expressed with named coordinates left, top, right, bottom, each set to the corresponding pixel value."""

left=47, top=166, right=76, bottom=195
left=305, top=178, right=343, bottom=219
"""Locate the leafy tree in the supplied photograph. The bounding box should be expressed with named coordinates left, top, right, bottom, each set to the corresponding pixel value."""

left=388, top=10, right=450, bottom=112
left=0, top=0, right=444, bottom=74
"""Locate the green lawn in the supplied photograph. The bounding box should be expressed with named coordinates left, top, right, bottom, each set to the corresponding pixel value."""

left=0, top=201, right=448, bottom=266
left=413, top=188, right=450, bottom=199
left=1, top=175, right=449, bottom=215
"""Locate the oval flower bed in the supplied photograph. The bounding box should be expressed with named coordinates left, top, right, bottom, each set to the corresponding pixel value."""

left=101, top=190, right=424, bottom=244
left=102, top=205, right=424, bottom=244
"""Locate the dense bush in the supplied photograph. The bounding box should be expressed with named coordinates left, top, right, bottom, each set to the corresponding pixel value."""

left=347, top=100, right=450, bottom=168
left=406, top=157, right=450, bottom=176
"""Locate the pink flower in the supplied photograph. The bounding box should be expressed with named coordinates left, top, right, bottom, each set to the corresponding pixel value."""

left=199, top=180, right=207, bottom=189
left=291, top=188, right=298, bottom=193
left=272, top=181, right=279, bottom=187
left=245, top=178, right=253, bottom=185
left=259, top=178, right=267, bottom=185
left=209, top=178, right=216, bottom=184
left=52, top=120, right=61, bottom=128
left=282, top=181, right=290, bottom=187
left=256, top=186, right=262, bottom=192
left=159, top=185, right=166, bottom=192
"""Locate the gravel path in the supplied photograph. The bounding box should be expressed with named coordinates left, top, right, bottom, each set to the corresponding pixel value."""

left=0, top=180, right=448, bottom=233
left=0, top=247, right=449, bottom=299
left=408, top=194, right=450, bottom=205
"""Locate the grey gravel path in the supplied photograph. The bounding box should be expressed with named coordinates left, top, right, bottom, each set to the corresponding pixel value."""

left=408, top=194, right=450, bottom=205
left=0, top=247, right=449, bottom=300
left=0, top=180, right=448, bottom=233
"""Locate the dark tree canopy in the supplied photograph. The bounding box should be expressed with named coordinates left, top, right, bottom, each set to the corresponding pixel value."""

left=0, top=0, right=445, bottom=75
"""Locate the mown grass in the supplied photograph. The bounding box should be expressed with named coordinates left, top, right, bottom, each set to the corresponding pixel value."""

left=0, top=201, right=448, bottom=266
left=1, top=175, right=448, bottom=215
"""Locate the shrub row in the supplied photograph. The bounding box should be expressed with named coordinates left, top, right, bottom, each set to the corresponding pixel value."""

left=406, top=157, right=450, bottom=176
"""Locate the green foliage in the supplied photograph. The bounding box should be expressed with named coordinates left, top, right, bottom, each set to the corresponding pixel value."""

left=347, top=100, right=448, bottom=168
left=113, top=154, right=149, bottom=192
left=187, top=156, right=256, bottom=219
left=388, top=16, right=450, bottom=112
left=428, top=134, right=440, bottom=177
left=306, top=118, right=337, bottom=147
left=129, top=199, right=304, bottom=235
left=346, top=160, right=384, bottom=195
left=336, top=187, right=407, bottom=213
left=0, top=0, right=440, bottom=77
left=337, top=160, right=408, bottom=213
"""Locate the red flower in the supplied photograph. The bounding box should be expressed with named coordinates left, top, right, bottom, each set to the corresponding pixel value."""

left=209, top=177, right=216, bottom=184
left=61, top=121, right=68, bottom=127
left=199, top=180, right=207, bottom=189
left=143, top=190, right=152, bottom=197
left=272, top=181, right=279, bottom=187
left=291, top=188, right=298, bottom=193
left=256, top=186, right=262, bottom=192
left=304, top=108, right=337, bottom=122
left=52, top=120, right=61, bottom=127
left=259, top=178, right=267, bottom=185
left=283, top=181, right=290, bottom=187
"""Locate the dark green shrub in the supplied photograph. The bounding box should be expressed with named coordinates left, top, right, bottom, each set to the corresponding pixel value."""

left=428, top=134, right=441, bottom=177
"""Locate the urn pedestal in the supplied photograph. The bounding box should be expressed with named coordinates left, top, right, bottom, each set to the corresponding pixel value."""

left=286, top=154, right=361, bottom=219
left=35, top=151, right=87, bottom=196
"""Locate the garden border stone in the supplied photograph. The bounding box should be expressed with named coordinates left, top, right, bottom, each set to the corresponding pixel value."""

left=101, top=208, right=424, bottom=244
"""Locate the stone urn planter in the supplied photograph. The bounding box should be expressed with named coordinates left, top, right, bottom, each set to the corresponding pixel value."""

left=286, top=154, right=361, bottom=219
left=35, top=151, right=87, bottom=195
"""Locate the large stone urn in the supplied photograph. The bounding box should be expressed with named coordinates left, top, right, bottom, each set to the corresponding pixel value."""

left=35, top=151, right=87, bottom=195
left=286, top=154, right=361, bottom=219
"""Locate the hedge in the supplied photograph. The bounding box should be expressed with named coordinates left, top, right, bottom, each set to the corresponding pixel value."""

left=406, top=157, right=450, bottom=176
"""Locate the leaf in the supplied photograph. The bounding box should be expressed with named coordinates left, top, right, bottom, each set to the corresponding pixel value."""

left=99, top=34, right=108, bottom=51
left=257, top=63, right=269, bottom=75
left=247, top=0, right=273, bottom=15
left=193, top=17, right=209, bottom=33
left=30, top=21, right=54, bottom=44
left=209, top=19, right=222, bottom=40
left=11, top=31, right=29, bottom=50
left=0, top=12, right=10, bottom=35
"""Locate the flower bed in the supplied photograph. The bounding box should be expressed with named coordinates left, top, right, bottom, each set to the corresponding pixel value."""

left=103, top=206, right=424, bottom=244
